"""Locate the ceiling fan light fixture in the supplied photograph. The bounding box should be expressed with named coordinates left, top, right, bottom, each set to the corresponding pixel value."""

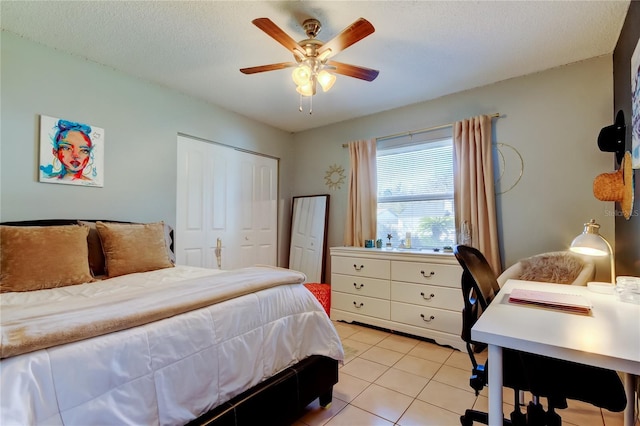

left=296, top=81, right=315, bottom=97
left=317, top=70, right=336, bottom=92
left=242, top=17, right=378, bottom=110
left=292, top=64, right=312, bottom=86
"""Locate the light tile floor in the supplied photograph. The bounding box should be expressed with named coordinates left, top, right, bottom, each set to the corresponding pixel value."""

left=295, top=321, right=635, bottom=426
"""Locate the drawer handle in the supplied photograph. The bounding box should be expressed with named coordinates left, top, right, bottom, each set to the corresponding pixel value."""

left=353, top=301, right=364, bottom=309
left=421, top=270, right=435, bottom=278
left=420, top=292, right=435, bottom=300
left=420, top=314, right=435, bottom=322
left=353, top=264, right=365, bottom=271
left=353, top=283, right=365, bottom=290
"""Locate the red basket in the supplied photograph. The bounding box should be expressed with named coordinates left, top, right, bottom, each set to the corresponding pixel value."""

left=303, top=283, right=331, bottom=317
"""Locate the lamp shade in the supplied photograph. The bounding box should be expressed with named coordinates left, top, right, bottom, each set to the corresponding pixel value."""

left=569, top=233, right=609, bottom=256
left=292, top=65, right=312, bottom=86
left=296, top=82, right=314, bottom=97
left=569, top=219, right=615, bottom=283
left=317, top=70, right=336, bottom=92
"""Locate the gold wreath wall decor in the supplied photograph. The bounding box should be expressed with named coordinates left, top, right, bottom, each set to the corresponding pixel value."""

left=325, top=164, right=345, bottom=190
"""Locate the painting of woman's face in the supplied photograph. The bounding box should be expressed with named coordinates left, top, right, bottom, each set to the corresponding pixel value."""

left=39, top=115, right=104, bottom=187
left=54, top=130, right=93, bottom=179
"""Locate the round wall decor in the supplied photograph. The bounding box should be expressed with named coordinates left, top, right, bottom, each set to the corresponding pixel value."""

left=324, top=164, right=345, bottom=190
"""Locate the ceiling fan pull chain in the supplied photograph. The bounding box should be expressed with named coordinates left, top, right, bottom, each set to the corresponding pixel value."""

left=298, top=92, right=313, bottom=114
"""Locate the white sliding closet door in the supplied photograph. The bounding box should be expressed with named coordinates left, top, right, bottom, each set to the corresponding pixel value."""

left=176, top=135, right=278, bottom=269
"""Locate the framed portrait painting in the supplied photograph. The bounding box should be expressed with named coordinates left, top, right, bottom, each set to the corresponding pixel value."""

left=632, top=38, right=640, bottom=169
left=39, top=115, right=104, bottom=187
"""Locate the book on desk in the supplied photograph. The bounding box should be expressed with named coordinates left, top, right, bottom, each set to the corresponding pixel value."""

left=508, top=288, right=592, bottom=315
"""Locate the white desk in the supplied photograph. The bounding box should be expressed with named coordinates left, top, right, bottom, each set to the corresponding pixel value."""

left=472, top=279, right=640, bottom=426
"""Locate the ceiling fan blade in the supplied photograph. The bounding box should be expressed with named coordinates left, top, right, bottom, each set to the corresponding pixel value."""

left=318, top=18, right=375, bottom=58
left=252, top=18, right=305, bottom=57
left=240, top=62, right=297, bottom=74
left=327, top=61, right=379, bottom=82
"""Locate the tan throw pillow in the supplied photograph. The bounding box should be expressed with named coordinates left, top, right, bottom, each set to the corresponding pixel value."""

left=0, top=225, right=94, bottom=293
left=96, top=221, right=174, bottom=278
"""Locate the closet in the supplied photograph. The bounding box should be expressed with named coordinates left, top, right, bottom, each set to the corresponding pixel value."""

left=176, top=135, right=278, bottom=269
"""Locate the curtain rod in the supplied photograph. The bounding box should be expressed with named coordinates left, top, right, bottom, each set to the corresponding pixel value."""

left=342, top=113, right=501, bottom=147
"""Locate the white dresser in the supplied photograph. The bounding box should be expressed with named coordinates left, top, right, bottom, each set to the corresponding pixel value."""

left=330, top=246, right=465, bottom=351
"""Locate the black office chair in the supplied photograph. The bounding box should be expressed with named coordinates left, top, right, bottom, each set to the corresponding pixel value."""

left=455, top=244, right=529, bottom=426
left=454, top=245, right=627, bottom=426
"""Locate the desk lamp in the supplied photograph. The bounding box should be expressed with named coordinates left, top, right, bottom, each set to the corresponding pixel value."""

left=569, top=219, right=615, bottom=284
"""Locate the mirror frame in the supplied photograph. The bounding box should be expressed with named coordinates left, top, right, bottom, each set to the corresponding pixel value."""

left=288, top=194, right=330, bottom=283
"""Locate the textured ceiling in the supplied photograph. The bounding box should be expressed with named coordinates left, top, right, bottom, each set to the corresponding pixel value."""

left=0, top=1, right=630, bottom=133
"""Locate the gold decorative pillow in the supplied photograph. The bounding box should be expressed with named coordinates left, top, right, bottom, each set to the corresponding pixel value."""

left=0, top=225, right=94, bottom=293
left=96, top=221, right=174, bottom=278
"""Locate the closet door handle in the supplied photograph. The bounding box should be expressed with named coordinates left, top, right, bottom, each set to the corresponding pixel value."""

left=420, top=292, right=435, bottom=300
left=353, top=301, right=364, bottom=309
left=353, top=264, right=364, bottom=271
left=421, top=270, right=435, bottom=278
left=420, top=314, right=435, bottom=322
left=353, top=283, right=365, bottom=290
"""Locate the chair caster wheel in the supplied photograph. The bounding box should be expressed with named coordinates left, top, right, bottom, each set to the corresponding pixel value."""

left=510, top=408, right=527, bottom=426
left=460, top=414, right=475, bottom=426
left=526, top=401, right=546, bottom=426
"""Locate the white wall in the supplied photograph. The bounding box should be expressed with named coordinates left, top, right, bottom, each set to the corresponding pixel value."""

left=0, top=32, right=295, bottom=267
left=292, top=56, right=615, bottom=282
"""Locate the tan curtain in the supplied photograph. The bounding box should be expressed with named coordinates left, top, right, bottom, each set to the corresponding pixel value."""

left=453, top=115, right=502, bottom=274
left=344, top=139, right=377, bottom=247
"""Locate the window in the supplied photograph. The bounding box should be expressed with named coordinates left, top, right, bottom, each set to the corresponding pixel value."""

left=376, top=132, right=455, bottom=250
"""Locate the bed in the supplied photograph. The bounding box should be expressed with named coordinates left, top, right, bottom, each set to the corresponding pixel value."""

left=0, top=219, right=343, bottom=426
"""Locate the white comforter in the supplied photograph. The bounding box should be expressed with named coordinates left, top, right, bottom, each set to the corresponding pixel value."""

left=0, top=265, right=344, bottom=426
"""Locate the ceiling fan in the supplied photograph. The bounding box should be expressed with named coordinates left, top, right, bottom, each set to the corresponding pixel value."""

left=240, top=17, right=379, bottom=97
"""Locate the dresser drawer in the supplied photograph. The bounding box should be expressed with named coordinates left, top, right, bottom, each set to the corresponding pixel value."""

left=391, top=261, right=462, bottom=288
left=332, top=274, right=390, bottom=299
left=390, top=301, right=461, bottom=334
left=391, top=281, right=462, bottom=310
left=332, top=292, right=390, bottom=319
left=332, top=256, right=390, bottom=279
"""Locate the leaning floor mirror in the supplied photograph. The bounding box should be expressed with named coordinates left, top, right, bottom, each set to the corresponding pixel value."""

left=289, top=194, right=330, bottom=283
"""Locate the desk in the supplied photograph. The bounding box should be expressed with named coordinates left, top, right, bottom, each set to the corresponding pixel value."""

left=472, top=279, right=640, bottom=426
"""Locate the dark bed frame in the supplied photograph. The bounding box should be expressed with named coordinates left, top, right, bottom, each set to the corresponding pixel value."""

left=189, top=355, right=338, bottom=426
left=1, top=219, right=339, bottom=426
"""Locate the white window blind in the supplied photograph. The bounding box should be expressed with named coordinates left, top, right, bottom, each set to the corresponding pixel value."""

left=376, top=134, right=455, bottom=249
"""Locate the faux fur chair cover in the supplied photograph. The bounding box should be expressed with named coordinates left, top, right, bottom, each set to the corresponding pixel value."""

left=497, top=251, right=595, bottom=287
